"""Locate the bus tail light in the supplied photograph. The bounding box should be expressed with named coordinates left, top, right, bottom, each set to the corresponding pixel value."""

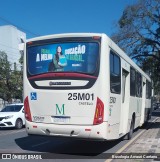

left=24, top=96, right=32, bottom=122
left=93, top=97, right=104, bottom=125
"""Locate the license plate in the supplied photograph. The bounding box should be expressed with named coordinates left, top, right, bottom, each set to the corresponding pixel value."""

left=52, top=116, right=70, bottom=123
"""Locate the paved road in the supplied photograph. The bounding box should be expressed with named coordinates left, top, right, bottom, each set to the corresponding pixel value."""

left=0, top=110, right=159, bottom=161
left=0, top=127, right=144, bottom=156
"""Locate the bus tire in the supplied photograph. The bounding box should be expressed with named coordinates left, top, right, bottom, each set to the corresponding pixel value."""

left=127, top=117, right=134, bottom=140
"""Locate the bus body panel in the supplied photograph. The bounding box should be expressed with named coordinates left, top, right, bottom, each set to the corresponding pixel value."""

left=25, top=120, right=108, bottom=139
left=145, top=99, right=151, bottom=120
left=26, top=86, right=98, bottom=125
left=119, top=59, right=130, bottom=136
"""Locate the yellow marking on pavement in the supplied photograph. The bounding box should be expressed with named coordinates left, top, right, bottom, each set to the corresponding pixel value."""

left=0, top=129, right=25, bottom=136
left=105, top=117, right=159, bottom=162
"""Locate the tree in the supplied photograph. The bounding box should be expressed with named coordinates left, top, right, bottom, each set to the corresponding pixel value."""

left=142, top=55, right=160, bottom=95
left=111, top=0, right=160, bottom=93
left=0, top=51, right=23, bottom=103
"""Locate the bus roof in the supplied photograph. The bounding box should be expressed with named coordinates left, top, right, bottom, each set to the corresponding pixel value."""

left=27, top=33, right=104, bottom=42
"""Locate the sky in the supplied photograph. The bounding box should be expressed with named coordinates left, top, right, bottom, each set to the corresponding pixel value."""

left=0, top=0, right=135, bottom=39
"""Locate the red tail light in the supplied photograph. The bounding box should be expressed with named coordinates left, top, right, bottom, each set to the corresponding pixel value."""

left=24, top=96, right=32, bottom=122
left=93, top=97, right=104, bottom=125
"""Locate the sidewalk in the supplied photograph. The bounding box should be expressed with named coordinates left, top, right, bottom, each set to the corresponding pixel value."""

left=124, top=118, right=160, bottom=153
left=112, top=110, right=160, bottom=162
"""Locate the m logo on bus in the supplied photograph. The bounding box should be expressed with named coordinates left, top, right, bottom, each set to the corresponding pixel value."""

left=56, top=104, right=65, bottom=115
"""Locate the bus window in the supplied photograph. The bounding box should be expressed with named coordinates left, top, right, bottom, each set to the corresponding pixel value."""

left=110, top=53, right=114, bottom=73
left=146, top=80, right=151, bottom=99
left=130, top=67, right=136, bottom=96
left=122, top=69, right=129, bottom=103
left=136, top=72, right=142, bottom=98
left=149, top=82, right=152, bottom=99
left=110, top=52, right=121, bottom=94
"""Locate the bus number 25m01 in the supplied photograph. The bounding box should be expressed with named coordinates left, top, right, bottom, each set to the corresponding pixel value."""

left=68, top=93, right=94, bottom=101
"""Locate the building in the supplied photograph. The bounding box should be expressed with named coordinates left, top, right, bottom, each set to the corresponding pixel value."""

left=0, top=25, right=26, bottom=70
left=0, top=25, right=26, bottom=109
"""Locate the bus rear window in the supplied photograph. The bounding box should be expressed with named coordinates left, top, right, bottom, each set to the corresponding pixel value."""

left=27, top=42, right=99, bottom=75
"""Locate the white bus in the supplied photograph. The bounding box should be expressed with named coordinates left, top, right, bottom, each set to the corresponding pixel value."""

left=23, top=33, right=151, bottom=140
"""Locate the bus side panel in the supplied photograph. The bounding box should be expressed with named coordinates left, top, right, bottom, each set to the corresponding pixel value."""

left=135, top=98, right=142, bottom=128
left=129, top=97, right=143, bottom=130
left=99, top=36, right=121, bottom=140
left=119, top=59, right=130, bottom=136
left=145, top=99, right=151, bottom=121
left=107, top=93, right=121, bottom=140
left=129, top=97, right=138, bottom=127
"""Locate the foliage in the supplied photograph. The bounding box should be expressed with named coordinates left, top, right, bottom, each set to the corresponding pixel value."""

left=0, top=51, right=23, bottom=102
left=111, top=0, right=160, bottom=94
left=142, top=56, right=160, bottom=95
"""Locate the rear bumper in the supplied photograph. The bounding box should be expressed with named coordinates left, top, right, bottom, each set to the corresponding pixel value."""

left=25, top=120, right=107, bottom=140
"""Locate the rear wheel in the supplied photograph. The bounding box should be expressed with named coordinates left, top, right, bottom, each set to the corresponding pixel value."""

left=15, top=119, right=23, bottom=129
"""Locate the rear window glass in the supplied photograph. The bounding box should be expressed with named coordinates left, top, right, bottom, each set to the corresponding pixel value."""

left=27, top=42, right=99, bottom=75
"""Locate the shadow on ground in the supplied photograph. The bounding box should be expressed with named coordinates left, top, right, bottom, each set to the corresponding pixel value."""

left=15, top=134, right=123, bottom=158
left=0, top=127, right=15, bottom=130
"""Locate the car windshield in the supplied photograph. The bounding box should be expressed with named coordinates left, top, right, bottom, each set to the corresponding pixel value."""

left=1, top=105, right=23, bottom=112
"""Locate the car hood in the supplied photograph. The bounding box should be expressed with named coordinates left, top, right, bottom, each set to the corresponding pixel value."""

left=0, top=112, right=17, bottom=117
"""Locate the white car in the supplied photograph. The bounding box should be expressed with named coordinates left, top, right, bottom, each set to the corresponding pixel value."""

left=0, top=103, right=25, bottom=129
